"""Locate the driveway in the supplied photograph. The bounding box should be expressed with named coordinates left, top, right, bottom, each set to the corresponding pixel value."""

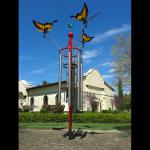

left=19, top=129, right=131, bottom=150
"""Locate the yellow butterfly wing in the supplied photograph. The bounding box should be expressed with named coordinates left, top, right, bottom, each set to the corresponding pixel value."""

left=33, top=20, right=45, bottom=32
left=44, top=23, right=52, bottom=31
left=80, top=3, right=88, bottom=20
left=82, top=34, right=93, bottom=42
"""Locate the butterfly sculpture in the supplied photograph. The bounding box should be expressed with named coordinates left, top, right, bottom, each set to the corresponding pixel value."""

left=70, top=3, right=101, bottom=28
left=33, top=19, right=58, bottom=38
left=70, top=3, right=88, bottom=28
left=82, top=29, right=93, bottom=47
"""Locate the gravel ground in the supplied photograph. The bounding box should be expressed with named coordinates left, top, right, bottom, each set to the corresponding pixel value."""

left=19, top=129, right=131, bottom=150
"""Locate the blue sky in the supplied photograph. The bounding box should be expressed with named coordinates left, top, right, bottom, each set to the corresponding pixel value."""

left=19, top=0, right=131, bottom=88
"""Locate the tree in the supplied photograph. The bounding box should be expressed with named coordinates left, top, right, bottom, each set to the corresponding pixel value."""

left=42, top=80, right=48, bottom=85
left=118, top=78, right=123, bottom=98
left=124, top=93, right=131, bottom=111
left=112, top=34, right=131, bottom=91
left=117, top=78, right=124, bottom=110
left=113, top=78, right=124, bottom=110
left=114, top=95, right=123, bottom=110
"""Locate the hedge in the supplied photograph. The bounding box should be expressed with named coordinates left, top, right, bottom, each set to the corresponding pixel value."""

left=19, top=112, right=131, bottom=123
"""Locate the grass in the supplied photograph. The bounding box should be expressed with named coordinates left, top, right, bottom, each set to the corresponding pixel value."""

left=19, top=122, right=131, bottom=133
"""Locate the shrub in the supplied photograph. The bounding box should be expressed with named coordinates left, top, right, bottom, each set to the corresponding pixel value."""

left=19, top=112, right=131, bottom=123
left=40, top=105, right=48, bottom=113
left=18, top=108, right=23, bottom=112
left=101, top=110, right=112, bottom=113
left=22, top=105, right=30, bottom=112
left=112, top=109, right=123, bottom=113
left=48, top=105, right=65, bottom=113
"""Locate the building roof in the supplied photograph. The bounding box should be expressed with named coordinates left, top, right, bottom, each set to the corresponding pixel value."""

left=26, top=81, right=67, bottom=90
left=104, top=81, right=115, bottom=91
left=83, top=68, right=97, bottom=76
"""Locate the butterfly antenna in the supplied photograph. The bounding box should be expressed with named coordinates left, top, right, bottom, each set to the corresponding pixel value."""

left=87, top=11, right=102, bottom=22
left=43, top=32, right=46, bottom=38
left=85, top=23, right=88, bottom=28
left=70, top=15, right=75, bottom=18
left=82, top=43, right=84, bottom=48
left=52, top=20, right=58, bottom=24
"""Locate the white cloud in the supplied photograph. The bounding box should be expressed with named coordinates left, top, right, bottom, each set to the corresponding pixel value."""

left=99, top=62, right=115, bottom=67
left=19, top=55, right=34, bottom=61
left=102, top=74, right=114, bottom=79
left=108, top=68, right=115, bottom=73
left=92, top=24, right=131, bottom=44
left=83, top=50, right=99, bottom=60
left=83, top=59, right=92, bottom=64
left=28, top=68, right=48, bottom=75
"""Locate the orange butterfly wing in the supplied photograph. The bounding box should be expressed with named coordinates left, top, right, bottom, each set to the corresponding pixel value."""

left=33, top=20, right=45, bottom=32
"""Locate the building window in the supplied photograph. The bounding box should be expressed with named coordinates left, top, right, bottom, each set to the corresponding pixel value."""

left=30, top=97, right=34, bottom=111
left=55, top=93, right=58, bottom=105
left=43, top=95, right=48, bottom=106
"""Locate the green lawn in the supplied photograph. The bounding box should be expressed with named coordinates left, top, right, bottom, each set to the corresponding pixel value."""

left=19, top=122, right=131, bottom=133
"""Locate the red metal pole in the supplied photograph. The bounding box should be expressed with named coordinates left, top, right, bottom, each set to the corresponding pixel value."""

left=68, top=32, right=73, bottom=133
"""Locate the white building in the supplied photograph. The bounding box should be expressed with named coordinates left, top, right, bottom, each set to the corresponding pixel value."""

left=18, top=80, right=32, bottom=108
left=19, top=68, right=115, bottom=112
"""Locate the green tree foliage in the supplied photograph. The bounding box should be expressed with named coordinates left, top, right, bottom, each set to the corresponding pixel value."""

left=124, top=93, right=131, bottom=111
left=118, top=78, right=123, bottom=98
left=42, top=80, right=48, bottom=85
left=114, top=78, right=124, bottom=110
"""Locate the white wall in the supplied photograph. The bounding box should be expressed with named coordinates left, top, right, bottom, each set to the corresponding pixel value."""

left=27, top=85, right=68, bottom=111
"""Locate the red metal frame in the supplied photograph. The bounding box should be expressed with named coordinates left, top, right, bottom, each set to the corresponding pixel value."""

left=59, top=32, right=82, bottom=134
left=68, top=32, right=73, bottom=132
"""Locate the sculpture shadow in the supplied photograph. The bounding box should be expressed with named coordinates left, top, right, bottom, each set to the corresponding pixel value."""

left=52, top=127, right=65, bottom=130
left=63, top=129, right=104, bottom=140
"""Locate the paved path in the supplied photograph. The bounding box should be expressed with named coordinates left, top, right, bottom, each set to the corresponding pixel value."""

left=19, top=129, right=131, bottom=150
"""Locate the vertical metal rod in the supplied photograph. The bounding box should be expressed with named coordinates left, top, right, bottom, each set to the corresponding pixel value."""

left=68, top=51, right=71, bottom=106
left=80, top=54, right=83, bottom=110
left=58, top=52, right=62, bottom=104
left=77, top=53, right=81, bottom=111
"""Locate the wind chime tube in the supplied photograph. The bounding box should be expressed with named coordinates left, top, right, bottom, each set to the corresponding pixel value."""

left=77, top=53, right=81, bottom=111
left=66, top=58, right=69, bottom=103
left=80, top=54, right=83, bottom=110
left=58, top=52, right=62, bottom=104
left=68, top=50, right=71, bottom=106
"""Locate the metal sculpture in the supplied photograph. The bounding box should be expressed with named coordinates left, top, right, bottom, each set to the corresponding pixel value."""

left=32, top=2, right=101, bottom=138
left=81, top=29, right=93, bottom=48
left=70, top=2, right=101, bottom=28
left=58, top=32, right=83, bottom=134
left=70, top=3, right=88, bottom=28
left=33, top=19, right=58, bottom=38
